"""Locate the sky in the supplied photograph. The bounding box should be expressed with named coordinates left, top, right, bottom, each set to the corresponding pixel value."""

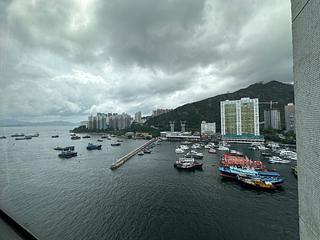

left=0, top=0, right=293, bottom=122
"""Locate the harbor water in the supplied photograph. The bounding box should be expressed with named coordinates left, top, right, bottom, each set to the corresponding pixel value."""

left=0, top=126, right=299, bottom=240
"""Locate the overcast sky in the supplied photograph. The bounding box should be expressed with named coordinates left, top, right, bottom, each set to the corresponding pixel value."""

left=0, top=0, right=293, bottom=122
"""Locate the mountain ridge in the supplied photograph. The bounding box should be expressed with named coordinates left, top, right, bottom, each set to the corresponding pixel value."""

left=146, top=80, right=294, bottom=131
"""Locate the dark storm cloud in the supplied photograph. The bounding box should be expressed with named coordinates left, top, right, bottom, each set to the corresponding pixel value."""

left=0, top=0, right=293, bottom=120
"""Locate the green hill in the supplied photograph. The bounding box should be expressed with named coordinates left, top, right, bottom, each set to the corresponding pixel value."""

left=145, top=81, right=294, bottom=132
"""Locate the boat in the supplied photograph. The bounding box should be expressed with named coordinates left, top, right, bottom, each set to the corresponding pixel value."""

left=0, top=136, right=6, bottom=139
left=279, top=150, right=297, bottom=160
left=54, top=146, right=75, bottom=151
left=107, top=137, right=112, bottom=140
left=218, top=145, right=229, bottom=151
left=219, top=154, right=284, bottom=186
left=82, top=135, right=91, bottom=139
left=11, top=134, right=24, bottom=137
left=71, top=135, right=81, bottom=140
left=185, top=150, right=203, bottom=159
left=111, top=134, right=115, bottom=137
left=175, top=148, right=185, bottom=154
left=143, top=148, right=151, bottom=154
left=191, top=143, right=201, bottom=149
left=15, top=136, right=32, bottom=140
left=268, top=156, right=291, bottom=164
left=208, top=148, right=216, bottom=154
left=58, top=150, right=78, bottom=158
left=180, top=145, right=190, bottom=150
left=97, top=139, right=103, bottom=142
left=87, top=143, right=102, bottom=150
left=174, top=161, right=195, bottom=170
left=111, top=142, right=121, bottom=146
left=174, top=157, right=203, bottom=169
left=181, top=141, right=191, bottom=145
left=101, top=135, right=108, bottom=139
left=51, top=135, right=59, bottom=138
left=237, top=175, right=275, bottom=190
left=117, top=139, right=123, bottom=142
left=29, top=133, right=39, bottom=137
left=138, top=151, right=144, bottom=156
left=229, top=150, right=245, bottom=157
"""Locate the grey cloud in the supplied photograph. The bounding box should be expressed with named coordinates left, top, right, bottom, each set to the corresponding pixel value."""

left=0, top=0, right=293, bottom=120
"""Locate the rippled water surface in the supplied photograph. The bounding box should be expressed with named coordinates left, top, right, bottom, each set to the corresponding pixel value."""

left=0, top=126, right=299, bottom=240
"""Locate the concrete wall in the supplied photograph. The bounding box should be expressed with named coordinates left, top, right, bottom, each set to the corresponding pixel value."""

left=291, top=0, right=320, bottom=239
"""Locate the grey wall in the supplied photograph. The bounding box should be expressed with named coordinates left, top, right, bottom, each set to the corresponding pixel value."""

left=291, top=0, right=320, bottom=239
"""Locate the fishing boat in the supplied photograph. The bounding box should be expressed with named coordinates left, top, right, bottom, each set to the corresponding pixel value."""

left=174, top=157, right=203, bottom=169
left=11, top=134, right=24, bottom=137
left=219, top=154, right=284, bottom=186
left=87, top=143, right=102, bottom=150
left=180, top=145, right=189, bottom=150
left=71, top=135, right=81, bottom=140
left=185, top=150, right=203, bottom=159
left=111, top=142, right=121, bottom=146
left=58, top=150, right=77, bottom=159
left=54, top=146, right=75, bottom=151
left=175, top=148, right=185, bottom=154
left=208, top=148, right=216, bottom=154
left=15, top=136, right=32, bottom=140
left=218, top=145, right=229, bottom=151
left=268, top=156, right=291, bottom=164
left=237, top=175, right=275, bottom=190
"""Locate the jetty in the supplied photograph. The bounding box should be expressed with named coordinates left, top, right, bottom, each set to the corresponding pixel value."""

left=110, top=138, right=158, bottom=170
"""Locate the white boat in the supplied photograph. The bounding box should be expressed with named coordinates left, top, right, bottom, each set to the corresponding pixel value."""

left=180, top=145, right=190, bottom=150
left=191, top=143, right=201, bottom=149
left=218, top=145, right=229, bottom=151
left=279, top=150, right=297, bottom=160
left=175, top=148, right=185, bottom=154
left=268, top=156, right=291, bottom=164
left=208, top=148, right=216, bottom=154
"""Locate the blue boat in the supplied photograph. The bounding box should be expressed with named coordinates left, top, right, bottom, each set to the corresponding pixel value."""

left=219, top=166, right=284, bottom=186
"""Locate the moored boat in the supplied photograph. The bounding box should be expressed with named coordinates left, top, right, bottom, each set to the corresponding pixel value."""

left=111, top=142, right=121, bottom=146
left=82, top=135, right=91, bottom=139
left=58, top=150, right=77, bottom=159
left=97, top=139, right=103, bottom=142
left=86, top=143, right=102, bottom=150
left=268, top=156, right=291, bottom=164
left=54, top=146, right=75, bottom=151
left=237, top=175, right=275, bottom=190
left=11, top=133, right=25, bottom=137
left=71, top=135, right=81, bottom=140
left=175, top=148, right=185, bottom=154
left=208, top=148, right=216, bottom=154
left=51, top=135, right=59, bottom=138
left=138, top=151, right=144, bottom=156
left=185, top=150, right=203, bottom=159
left=0, top=136, right=6, bottom=139
left=174, top=157, right=203, bottom=169
left=15, top=136, right=32, bottom=140
left=143, top=148, right=151, bottom=154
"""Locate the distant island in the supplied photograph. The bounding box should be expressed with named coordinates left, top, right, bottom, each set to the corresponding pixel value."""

left=0, top=119, right=77, bottom=127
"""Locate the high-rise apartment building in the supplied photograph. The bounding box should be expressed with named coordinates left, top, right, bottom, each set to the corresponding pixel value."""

left=291, top=0, right=320, bottom=239
left=220, top=98, right=259, bottom=136
left=264, top=109, right=281, bottom=130
left=134, top=112, right=142, bottom=123
left=284, top=103, right=295, bottom=132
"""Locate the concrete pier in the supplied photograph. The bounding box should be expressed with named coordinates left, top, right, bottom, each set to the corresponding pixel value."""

left=110, top=138, right=158, bottom=170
